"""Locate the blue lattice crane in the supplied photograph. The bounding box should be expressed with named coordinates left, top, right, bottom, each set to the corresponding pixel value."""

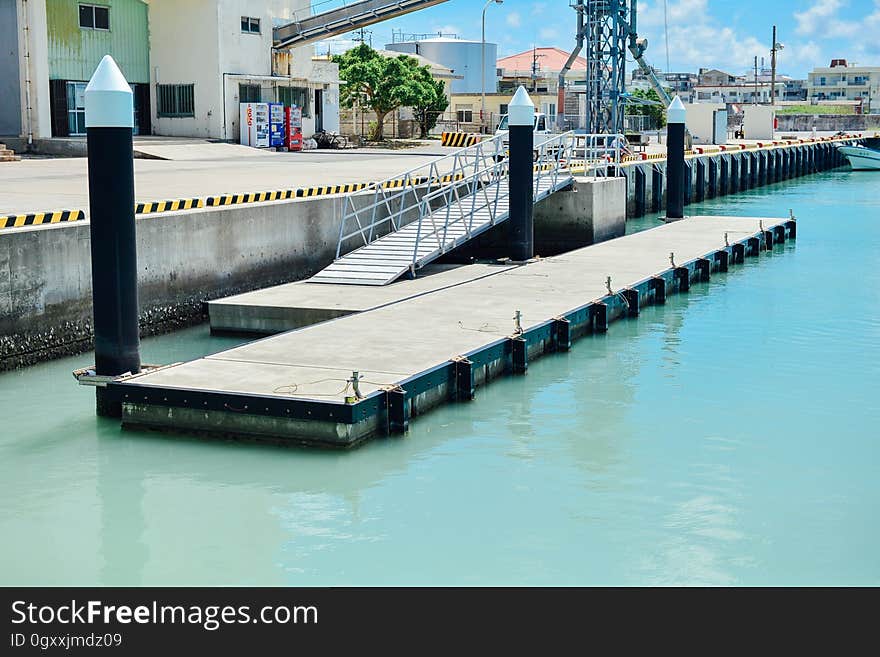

left=558, top=1, right=676, bottom=136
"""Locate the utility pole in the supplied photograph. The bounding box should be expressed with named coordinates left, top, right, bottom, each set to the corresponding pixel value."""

left=770, top=25, right=780, bottom=105
left=754, top=56, right=759, bottom=104
left=531, top=47, right=542, bottom=93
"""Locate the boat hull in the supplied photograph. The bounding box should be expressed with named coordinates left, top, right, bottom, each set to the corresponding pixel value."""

left=838, top=145, right=880, bottom=171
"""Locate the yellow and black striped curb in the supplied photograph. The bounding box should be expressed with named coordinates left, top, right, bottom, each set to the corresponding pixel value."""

left=136, top=198, right=203, bottom=214
left=442, top=132, right=484, bottom=148
left=0, top=177, right=470, bottom=231
left=0, top=210, right=84, bottom=230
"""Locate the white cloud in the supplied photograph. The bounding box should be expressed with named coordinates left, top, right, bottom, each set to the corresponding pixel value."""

left=634, top=0, right=832, bottom=77
left=794, top=0, right=843, bottom=36
left=432, top=24, right=461, bottom=37
left=538, top=27, right=559, bottom=42
left=314, top=37, right=358, bottom=56
left=506, top=12, right=522, bottom=28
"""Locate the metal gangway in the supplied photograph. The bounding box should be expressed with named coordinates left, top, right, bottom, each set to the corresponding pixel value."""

left=309, top=133, right=623, bottom=286
left=274, top=0, right=449, bottom=49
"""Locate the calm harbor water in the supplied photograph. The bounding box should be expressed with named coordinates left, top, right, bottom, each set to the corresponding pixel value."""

left=1, top=170, right=878, bottom=586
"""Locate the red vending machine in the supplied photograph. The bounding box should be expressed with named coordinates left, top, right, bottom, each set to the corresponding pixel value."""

left=285, top=106, right=303, bottom=151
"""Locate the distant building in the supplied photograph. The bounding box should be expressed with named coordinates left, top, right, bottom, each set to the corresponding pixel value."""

left=783, top=79, right=808, bottom=102
left=1, top=0, right=340, bottom=143
left=661, top=72, right=698, bottom=102
left=693, top=81, right=785, bottom=104
left=385, top=35, right=496, bottom=94
left=698, top=68, right=737, bottom=86
left=807, top=59, right=880, bottom=112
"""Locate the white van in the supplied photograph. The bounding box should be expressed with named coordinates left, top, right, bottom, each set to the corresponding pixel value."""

left=494, top=112, right=554, bottom=148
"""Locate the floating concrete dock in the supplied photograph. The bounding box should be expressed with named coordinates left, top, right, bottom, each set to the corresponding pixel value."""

left=106, top=214, right=796, bottom=447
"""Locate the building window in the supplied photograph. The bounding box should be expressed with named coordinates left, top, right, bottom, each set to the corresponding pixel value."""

left=277, top=86, right=310, bottom=117
left=67, top=82, right=87, bottom=135
left=239, top=84, right=261, bottom=104
left=456, top=104, right=473, bottom=123
left=157, top=84, right=195, bottom=118
left=79, top=4, right=109, bottom=30
left=241, top=16, right=261, bottom=34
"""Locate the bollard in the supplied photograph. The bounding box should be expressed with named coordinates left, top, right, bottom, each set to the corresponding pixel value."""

left=508, top=85, right=535, bottom=261
left=85, top=55, right=140, bottom=417
left=665, top=96, right=686, bottom=220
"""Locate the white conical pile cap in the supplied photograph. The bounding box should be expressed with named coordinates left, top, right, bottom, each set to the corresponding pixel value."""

left=85, top=55, right=133, bottom=128
left=667, top=96, right=686, bottom=124
left=509, top=85, right=536, bottom=126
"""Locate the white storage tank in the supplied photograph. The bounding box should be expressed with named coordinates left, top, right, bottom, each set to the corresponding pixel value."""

left=385, top=37, right=497, bottom=94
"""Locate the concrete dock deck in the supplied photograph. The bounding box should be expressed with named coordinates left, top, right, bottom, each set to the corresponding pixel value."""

left=109, top=215, right=795, bottom=446
left=209, top=263, right=518, bottom=334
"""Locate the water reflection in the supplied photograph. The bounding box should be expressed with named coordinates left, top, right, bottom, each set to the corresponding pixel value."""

left=1, top=171, right=879, bottom=585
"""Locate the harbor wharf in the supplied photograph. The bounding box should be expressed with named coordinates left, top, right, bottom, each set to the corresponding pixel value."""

left=0, top=137, right=854, bottom=370
left=107, top=214, right=795, bottom=447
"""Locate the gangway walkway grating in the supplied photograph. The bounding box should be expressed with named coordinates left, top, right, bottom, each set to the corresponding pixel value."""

left=310, top=132, right=622, bottom=286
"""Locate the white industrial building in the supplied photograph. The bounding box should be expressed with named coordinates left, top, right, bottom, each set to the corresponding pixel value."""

left=1, top=0, right=340, bottom=145
left=385, top=35, right=497, bottom=94
left=149, top=0, right=339, bottom=140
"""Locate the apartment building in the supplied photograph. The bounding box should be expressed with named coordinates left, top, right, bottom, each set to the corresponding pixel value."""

left=807, top=59, right=879, bottom=111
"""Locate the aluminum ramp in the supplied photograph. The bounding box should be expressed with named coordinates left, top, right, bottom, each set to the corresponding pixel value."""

left=310, top=132, right=623, bottom=286
left=274, top=0, right=449, bottom=49
left=310, top=176, right=570, bottom=285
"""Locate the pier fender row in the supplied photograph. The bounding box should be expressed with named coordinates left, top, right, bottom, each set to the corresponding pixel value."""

left=552, top=317, right=572, bottom=352
left=451, top=356, right=475, bottom=402
left=385, top=386, right=409, bottom=435
left=510, top=337, right=528, bottom=375
left=649, top=277, right=667, bottom=304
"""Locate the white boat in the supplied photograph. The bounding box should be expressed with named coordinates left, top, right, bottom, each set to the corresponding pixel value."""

left=838, top=145, right=880, bottom=170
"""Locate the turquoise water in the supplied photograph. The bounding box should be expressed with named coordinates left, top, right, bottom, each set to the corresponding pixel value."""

left=1, top=171, right=878, bottom=586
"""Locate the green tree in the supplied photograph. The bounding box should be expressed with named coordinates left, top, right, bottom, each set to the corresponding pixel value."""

left=333, top=44, right=438, bottom=140
left=625, top=87, right=667, bottom=128
left=411, top=69, right=448, bottom=139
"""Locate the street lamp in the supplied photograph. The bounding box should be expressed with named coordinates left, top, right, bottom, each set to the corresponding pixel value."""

left=770, top=25, right=784, bottom=105
left=481, top=0, right=503, bottom=132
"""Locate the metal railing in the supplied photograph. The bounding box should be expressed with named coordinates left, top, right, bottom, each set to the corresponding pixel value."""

left=334, top=132, right=624, bottom=266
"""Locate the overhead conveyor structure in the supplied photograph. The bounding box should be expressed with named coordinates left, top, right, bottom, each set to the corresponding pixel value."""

left=273, top=0, right=450, bottom=49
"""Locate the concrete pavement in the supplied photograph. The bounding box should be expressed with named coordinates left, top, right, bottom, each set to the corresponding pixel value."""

left=0, top=143, right=452, bottom=215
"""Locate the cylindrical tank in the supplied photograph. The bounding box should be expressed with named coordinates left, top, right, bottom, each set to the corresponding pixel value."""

left=385, top=37, right=498, bottom=94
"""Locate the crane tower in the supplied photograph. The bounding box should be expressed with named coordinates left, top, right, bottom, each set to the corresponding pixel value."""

left=582, top=0, right=630, bottom=135
left=562, top=1, right=667, bottom=135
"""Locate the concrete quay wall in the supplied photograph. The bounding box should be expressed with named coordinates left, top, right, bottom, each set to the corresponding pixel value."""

left=0, top=177, right=624, bottom=370
left=622, top=139, right=852, bottom=219
left=0, top=195, right=351, bottom=370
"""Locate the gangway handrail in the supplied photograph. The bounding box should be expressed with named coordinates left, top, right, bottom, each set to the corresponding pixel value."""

left=333, top=132, right=625, bottom=270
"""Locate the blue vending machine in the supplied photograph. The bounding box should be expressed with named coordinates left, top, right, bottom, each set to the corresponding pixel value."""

left=269, top=103, right=285, bottom=148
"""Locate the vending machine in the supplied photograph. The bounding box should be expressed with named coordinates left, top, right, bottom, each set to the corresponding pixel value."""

left=268, top=103, right=285, bottom=148
left=239, top=102, right=269, bottom=148
left=285, top=105, right=303, bottom=151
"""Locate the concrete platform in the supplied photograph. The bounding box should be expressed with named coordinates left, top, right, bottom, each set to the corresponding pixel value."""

left=0, top=148, right=447, bottom=215
left=209, top=262, right=517, bottom=334
left=109, top=215, right=795, bottom=447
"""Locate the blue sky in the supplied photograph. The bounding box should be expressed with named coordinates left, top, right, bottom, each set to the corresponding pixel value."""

left=315, top=0, right=880, bottom=78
